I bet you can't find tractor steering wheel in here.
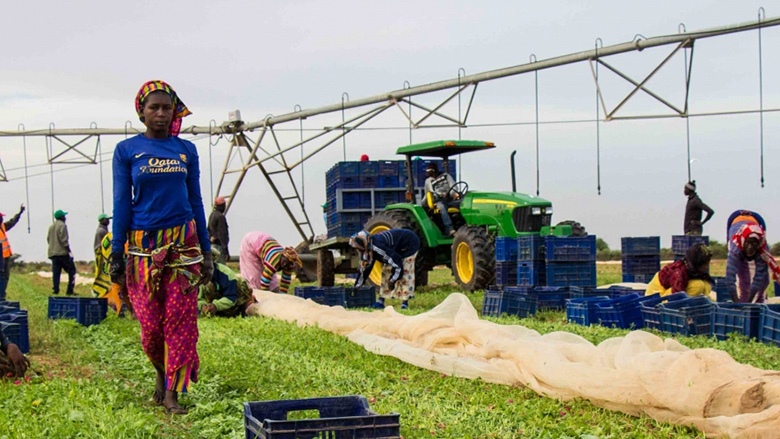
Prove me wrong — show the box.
[447,181,469,200]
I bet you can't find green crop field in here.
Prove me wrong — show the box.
[1,263,778,438]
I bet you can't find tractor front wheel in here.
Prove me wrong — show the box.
[451,226,495,292]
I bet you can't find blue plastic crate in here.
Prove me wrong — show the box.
[606,285,647,298]
[359,161,378,176]
[332,162,360,179]
[333,176,360,189]
[621,237,661,256]
[495,237,518,262]
[622,273,655,283]
[375,191,401,208]
[494,262,518,287]
[327,223,362,238]
[545,262,596,287]
[482,287,537,318]
[0,301,20,310]
[566,296,611,326]
[378,175,400,188]
[345,287,376,308]
[47,297,107,326]
[0,322,20,351]
[621,255,661,275]
[378,160,400,176]
[516,235,544,261]
[341,192,369,210]
[569,287,609,299]
[243,395,400,439]
[712,303,762,340]
[516,260,545,286]
[328,212,361,225]
[639,292,689,330]
[544,235,596,262]
[760,304,780,347]
[710,276,732,302]
[659,296,715,336]
[0,313,29,353]
[294,286,346,307]
[671,235,710,256]
[595,293,663,329]
[359,176,377,189]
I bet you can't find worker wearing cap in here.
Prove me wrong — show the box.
[208,196,230,264]
[0,204,25,301]
[94,213,111,253]
[47,209,76,296]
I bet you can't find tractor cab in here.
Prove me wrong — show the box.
[397,140,494,237]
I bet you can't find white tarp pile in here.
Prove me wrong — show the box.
[247,291,780,439]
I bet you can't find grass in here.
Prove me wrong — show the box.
[0,263,776,438]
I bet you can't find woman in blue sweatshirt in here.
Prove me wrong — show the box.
[350,229,420,309]
[110,81,213,414]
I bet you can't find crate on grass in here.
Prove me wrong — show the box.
[47,297,108,326]
[760,304,780,347]
[516,235,544,261]
[638,292,688,330]
[710,276,732,302]
[659,296,714,336]
[621,236,661,256]
[595,293,664,329]
[606,285,647,299]
[568,286,604,299]
[546,262,596,287]
[712,303,762,340]
[482,287,537,318]
[0,312,29,353]
[294,287,346,307]
[566,296,611,326]
[494,262,518,287]
[345,287,376,308]
[495,236,518,262]
[532,286,569,309]
[0,301,20,310]
[244,395,400,439]
[516,260,545,286]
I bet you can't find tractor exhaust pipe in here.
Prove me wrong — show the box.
[510,150,517,192]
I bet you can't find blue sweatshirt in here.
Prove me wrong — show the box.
[111,134,210,253]
[356,229,420,287]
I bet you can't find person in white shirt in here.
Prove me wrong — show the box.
[423,162,457,237]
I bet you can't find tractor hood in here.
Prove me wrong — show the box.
[460,191,553,238]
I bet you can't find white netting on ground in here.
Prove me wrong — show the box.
[247,291,780,439]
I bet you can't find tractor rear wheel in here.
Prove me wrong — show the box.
[317,249,335,287]
[363,210,429,287]
[294,239,318,283]
[451,226,495,292]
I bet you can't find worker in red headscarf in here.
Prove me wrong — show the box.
[208,196,230,264]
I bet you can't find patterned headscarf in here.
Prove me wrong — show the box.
[732,223,780,282]
[135,80,192,136]
[282,246,303,268]
[349,231,371,252]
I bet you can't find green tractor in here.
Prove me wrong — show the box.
[363,140,569,292]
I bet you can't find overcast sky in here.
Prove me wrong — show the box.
[0,1,778,262]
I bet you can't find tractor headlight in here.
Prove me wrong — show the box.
[531,207,542,215]
[544,207,552,215]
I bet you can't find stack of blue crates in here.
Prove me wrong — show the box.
[516,235,545,286]
[494,237,518,287]
[325,159,455,238]
[671,235,709,261]
[621,236,661,283]
[544,236,597,287]
[0,302,28,354]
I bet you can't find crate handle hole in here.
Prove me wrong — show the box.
[286,409,321,421]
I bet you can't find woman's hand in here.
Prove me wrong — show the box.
[199,251,214,286]
[6,344,30,377]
